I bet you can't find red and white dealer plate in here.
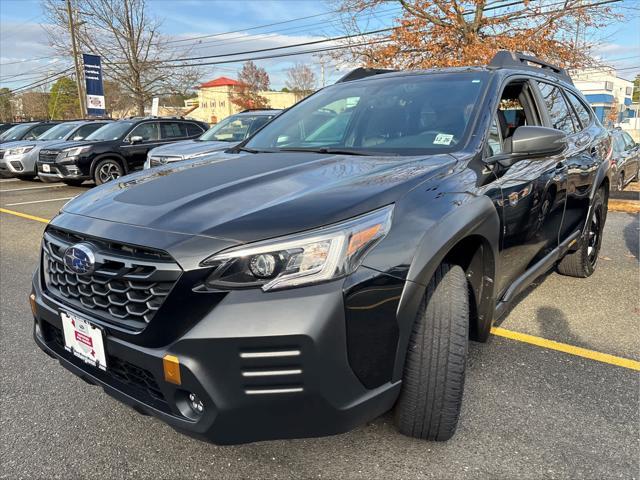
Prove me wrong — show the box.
[61,311,107,371]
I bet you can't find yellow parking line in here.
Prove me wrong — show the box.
[0,207,50,224]
[491,327,640,371]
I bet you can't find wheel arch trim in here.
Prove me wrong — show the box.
[392,195,500,381]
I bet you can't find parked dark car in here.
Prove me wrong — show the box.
[610,129,639,191]
[31,52,611,445]
[36,117,208,185]
[145,109,280,169]
[0,121,61,144]
[0,122,17,135]
[0,120,111,180]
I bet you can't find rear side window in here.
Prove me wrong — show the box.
[160,122,187,139]
[537,82,576,134]
[612,133,626,154]
[186,123,205,136]
[565,91,592,129]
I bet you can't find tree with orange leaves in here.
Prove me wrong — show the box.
[334,0,619,70]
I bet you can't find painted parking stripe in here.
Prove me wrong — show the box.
[0,207,49,224]
[0,178,20,183]
[491,327,640,371]
[0,184,64,193]
[1,205,639,372]
[5,196,74,207]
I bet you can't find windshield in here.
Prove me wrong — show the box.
[86,121,134,141]
[37,123,78,140]
[200,114,268,142]
[246,73,487,156]
[0,123,35,141]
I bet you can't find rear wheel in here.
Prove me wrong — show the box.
[617,172,624,191]
[557,188,605,278]
[94,159,124,185]
[394,263,468,441]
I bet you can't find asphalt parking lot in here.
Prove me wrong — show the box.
[0,178,638,480]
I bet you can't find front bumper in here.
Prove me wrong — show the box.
[32,267,401,444]
[36,161,88,181]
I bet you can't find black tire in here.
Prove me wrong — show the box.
[557,188,605,278]
[93,159,124,185]
[394,263,469,442]
[16,174,37,181]
[63,179,84,187]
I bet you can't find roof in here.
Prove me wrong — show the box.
[199,76,241,88]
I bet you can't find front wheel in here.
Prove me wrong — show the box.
[94,159,124,185]
[557,188,605,278]
[394,263,469,441]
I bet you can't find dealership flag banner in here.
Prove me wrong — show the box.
[82,54,106,116]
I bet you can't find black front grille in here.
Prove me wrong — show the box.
[39,150,59,163]
[43,322,170,412]
[42,227,181,331]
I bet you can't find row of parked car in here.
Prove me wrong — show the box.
[0,109,279,185]
[1,107,637,191]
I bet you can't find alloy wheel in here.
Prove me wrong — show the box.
[98,162,121,183]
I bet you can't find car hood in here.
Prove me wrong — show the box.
[150,139,236,158]
[43,140,100,152]
[3,139,72,150]
[62,151,456,242]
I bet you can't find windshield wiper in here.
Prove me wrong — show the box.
[231,146,277,154]
[278,147,394,156]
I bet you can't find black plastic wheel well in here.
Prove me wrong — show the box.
[442,235,495,341]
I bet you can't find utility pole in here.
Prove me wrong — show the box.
[66,0,86,117]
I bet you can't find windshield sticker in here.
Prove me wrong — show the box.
[433,134,454,145]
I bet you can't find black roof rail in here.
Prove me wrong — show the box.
[336,67,398,83]
[489,50,573,84]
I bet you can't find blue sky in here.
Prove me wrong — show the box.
[1,0,638,92]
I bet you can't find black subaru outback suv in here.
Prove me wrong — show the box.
[31,52,611,444]
[36,117,208,185]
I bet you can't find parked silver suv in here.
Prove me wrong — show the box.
[144,109,279,169]
[0,120,110,180]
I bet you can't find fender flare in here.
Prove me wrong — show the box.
[90,153,129,178]
[392,195,500,381]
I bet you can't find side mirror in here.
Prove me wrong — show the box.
[507,126,567,157]
[129,135,143,144]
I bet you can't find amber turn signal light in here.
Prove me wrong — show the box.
[163,354,181,385]
[29,293,37,317]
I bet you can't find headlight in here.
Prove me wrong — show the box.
[7,145,35,156]
[201,205,394,291]
[61,146,91,158]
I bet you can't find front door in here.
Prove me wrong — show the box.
[121,122,161,169]
[486,79,567,296]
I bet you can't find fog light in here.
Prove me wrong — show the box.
[188,392,204,415]
[29,293,37,317]
[163,354,181,385]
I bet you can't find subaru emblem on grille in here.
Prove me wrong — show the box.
[63,243,96,275]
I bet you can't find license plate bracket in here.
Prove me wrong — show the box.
[61,311,107,371]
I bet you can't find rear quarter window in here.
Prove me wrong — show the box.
[537,82,577,134]
[565,91,593,130]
